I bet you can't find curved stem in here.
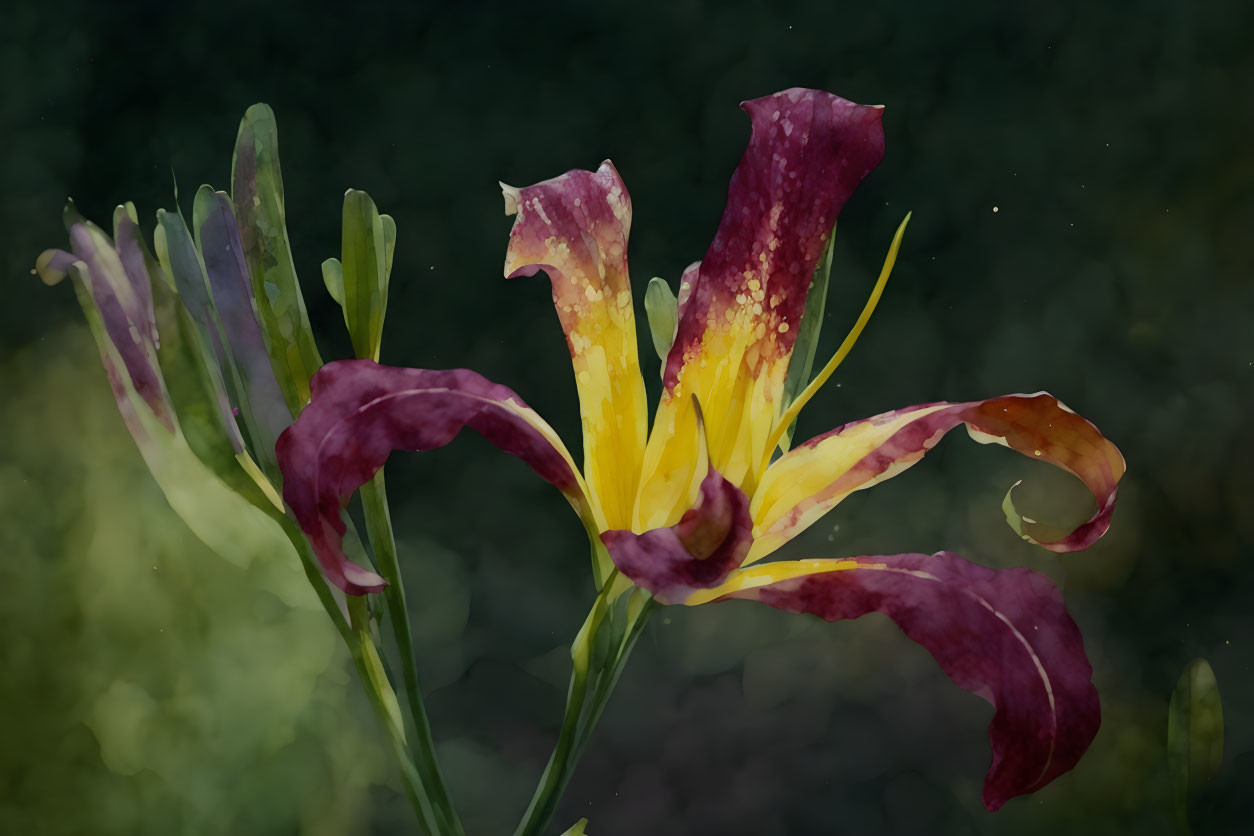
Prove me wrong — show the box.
[360,471,464,835]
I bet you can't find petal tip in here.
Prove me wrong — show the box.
[500,182,521,216]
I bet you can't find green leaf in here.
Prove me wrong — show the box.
[230,103,323,413]
[68,260,288,564]
[1168,657,1223,827]
[340,189,390,361]
[381,214,397,279]
[779,220,836,449]
[153,206,245,450]
[644,276,678,372]
[322,257,346,309]
[559,819,590,836]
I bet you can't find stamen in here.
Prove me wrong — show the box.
[756,212,911,476]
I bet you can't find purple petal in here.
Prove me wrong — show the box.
[276,359,597,595]
[195,188,293,468]
[711,551,1100,810]
[664,88,885,391]
[113,206,159,348]
[33,248,80,286]
[68,222,174,431]
[602,467,753,602]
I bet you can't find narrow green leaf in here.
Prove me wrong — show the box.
[381,214,397,279]
[321,257,346,309]
[230,103,323,412]
[1168,657,1224,819]
[154,208,244,448]
[779,220,837,448]
[644,276,678,372]
[340,189,389,362]
[559,819,590,836]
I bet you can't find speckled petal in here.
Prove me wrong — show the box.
[688,551,1100,810]
[276,359,601,594]
[503,162,648,530]
[635,89,885,529]
[750,393,1125,562]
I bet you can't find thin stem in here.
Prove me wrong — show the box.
[514,587,655,836]
[281,511,445,834]
[360,470,464,836]
[572,600,656,762]
[276,513,352,645]
[513,581,618,836]
[347,596,446,836]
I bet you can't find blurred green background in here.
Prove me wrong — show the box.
[2,1,1251,834]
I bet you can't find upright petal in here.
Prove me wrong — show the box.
[503,162,648,530]
[750,394,1125,562]
[636,89,885,528]
[276,360,602,594]
[687,551,1101,810]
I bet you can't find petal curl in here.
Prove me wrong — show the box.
[688,551,1100,810]
[503,162,648,530]
[276,360,601,595]
[603,466,752,603]
[749,393,1125,562]
[635,89,885,528]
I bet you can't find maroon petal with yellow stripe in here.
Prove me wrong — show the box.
[502,161,649,531]
[635,89,887,530]
[749,393,1125,562]
[602,466,752,602]
[276,359,599,594]
[690,551,1099,810]
[664,89,886,392]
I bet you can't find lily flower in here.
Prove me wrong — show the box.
[276,88,1125,809]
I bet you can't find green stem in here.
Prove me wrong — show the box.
[348,596,447,836]
[360,471,464,836]
[513,585,653,836]
[572,600,655,762]
[276,513,352,645]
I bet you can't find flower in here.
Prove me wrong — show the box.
[276,88,1125,810]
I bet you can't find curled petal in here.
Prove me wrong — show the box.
[690,551,1100,810]
[750,393,1125,562]
[276,360,600,594]
[603,467,753,603]
[503,162,648,530]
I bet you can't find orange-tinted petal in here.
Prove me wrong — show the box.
[750,394,1125,562]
